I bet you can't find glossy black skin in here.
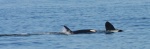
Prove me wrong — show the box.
[105,21,123,34]
[105,21,116,30]
[63,26,72,32]
[73,29,96,34]
[118,30,123,32]
[64,25,96,34]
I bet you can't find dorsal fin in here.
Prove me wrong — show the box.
[105,21,116,30]
[62,25,73,34]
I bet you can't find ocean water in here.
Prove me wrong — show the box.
[0,0,150,49]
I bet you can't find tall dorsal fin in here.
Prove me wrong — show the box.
[62,25,73,34]
[105,21,116,30]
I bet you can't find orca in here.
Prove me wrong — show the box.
[62,25,97,34]
[105,21,123,34]
[0,21,123,37]
[62,25,73,34]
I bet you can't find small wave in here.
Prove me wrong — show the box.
[0,32,66,37]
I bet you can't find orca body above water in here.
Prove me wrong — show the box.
[0,21,123,37]
[62,26,97,34]
[62,21,123,34]
[105,21,123,34]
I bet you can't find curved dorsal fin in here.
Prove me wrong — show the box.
[62,25,73,34]
[105,21,116,30]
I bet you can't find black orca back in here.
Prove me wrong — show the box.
[73,29,95,34]
[105,21,116,30]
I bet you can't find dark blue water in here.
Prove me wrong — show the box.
[0,0,150,49]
